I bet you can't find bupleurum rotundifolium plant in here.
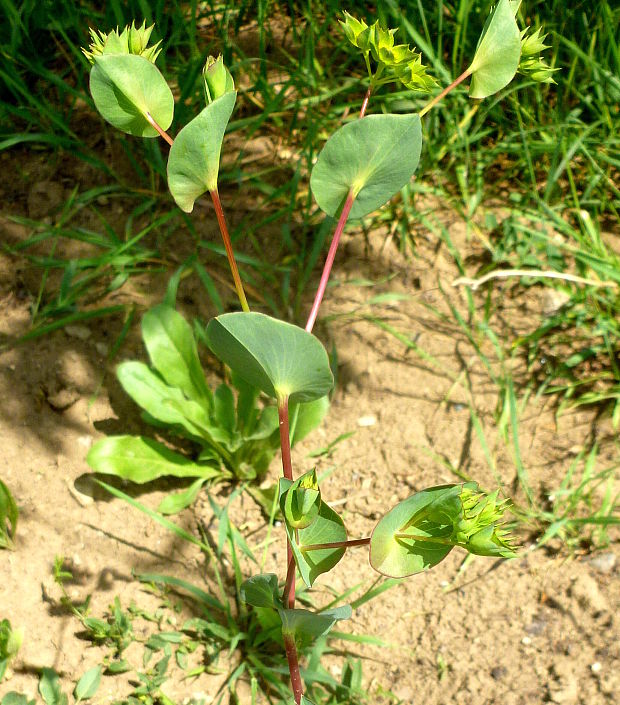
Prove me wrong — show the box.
[82,2,555,702]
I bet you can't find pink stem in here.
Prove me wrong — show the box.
[209,190,250,312]
[419,68,472,118]
[145,112,174,146]
[305,189,356,333]
[300,537,371,552]
[360,85,372,118]
[278,399,296,608]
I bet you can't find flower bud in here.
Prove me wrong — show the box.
[82,21,162,65]
[203,55,235,104]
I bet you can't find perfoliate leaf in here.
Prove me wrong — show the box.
[468,0,521,99]
[311,113,422,220]
[89,54,173,137]
[167,91,236,212]
[283,469,321,529]
[281,479,347,586]
[205,312,334,404]
[370,485,461,578]
[240,574,281,609]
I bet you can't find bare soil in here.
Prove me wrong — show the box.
[0,141,618,705]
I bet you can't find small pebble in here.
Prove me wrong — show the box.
[591,662,602,674]
[357,414,377,427]
[521,636,532,645]
[65,324,92,340]
[491,666,507,681]
[588,552,616,575]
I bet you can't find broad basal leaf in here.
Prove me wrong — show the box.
[468,0,521,99]
[89,54,173,137]
[167,91,236,212]
[279,604,352,639]
[310,113,422,220]
[205,312,334,404]
[141,305,212,409]
[240,573,281,609]
[86,435,219,484]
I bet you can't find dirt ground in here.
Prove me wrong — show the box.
[0,140,618,705]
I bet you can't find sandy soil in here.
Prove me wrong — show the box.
[0,141,618,705]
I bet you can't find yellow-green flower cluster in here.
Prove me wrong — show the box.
[518,27,558,84]
[82,21,162,65]
[340,12,436,93]
[453,486,517,558]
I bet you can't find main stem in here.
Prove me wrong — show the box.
[283,633,304,705]
[419,68,472,118]
[305,189,355,333]
[210,189,250,313]
[278,397,304,701]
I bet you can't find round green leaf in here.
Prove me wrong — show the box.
[370,485,462,578]
[468,0,521,99]
[310,113,422,220]
[167,91,236,212]
[240,573,280,609]
[205,312,334,404]
[89,54,173,137]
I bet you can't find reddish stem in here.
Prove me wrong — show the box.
[209,189,250,312]
[419,68,472,118]
[300,537,371,552]
[145,112,174,146]
[284,554,296,609]
[305,189,356,333]
[360,85,372,118]
[283,632,304,704]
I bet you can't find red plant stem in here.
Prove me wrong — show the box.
[418,68,472,118]
[145,112,174,146]
[300,537,371,552]
[283,632,304,704]
[209,189,250,312]
[284,554,296,609]
[359,85,372,118]
[305,189,356,333]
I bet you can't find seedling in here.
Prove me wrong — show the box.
[82,3,554,702]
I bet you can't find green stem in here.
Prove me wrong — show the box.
[278,397,296,609]
[418,68,472,118]
[300,537,371,552]
[209,189,250,312]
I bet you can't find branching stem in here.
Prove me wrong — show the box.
[210,189,250,312]
[300,537,371,552]
[305,189,356,333]
[418,68,472,118]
